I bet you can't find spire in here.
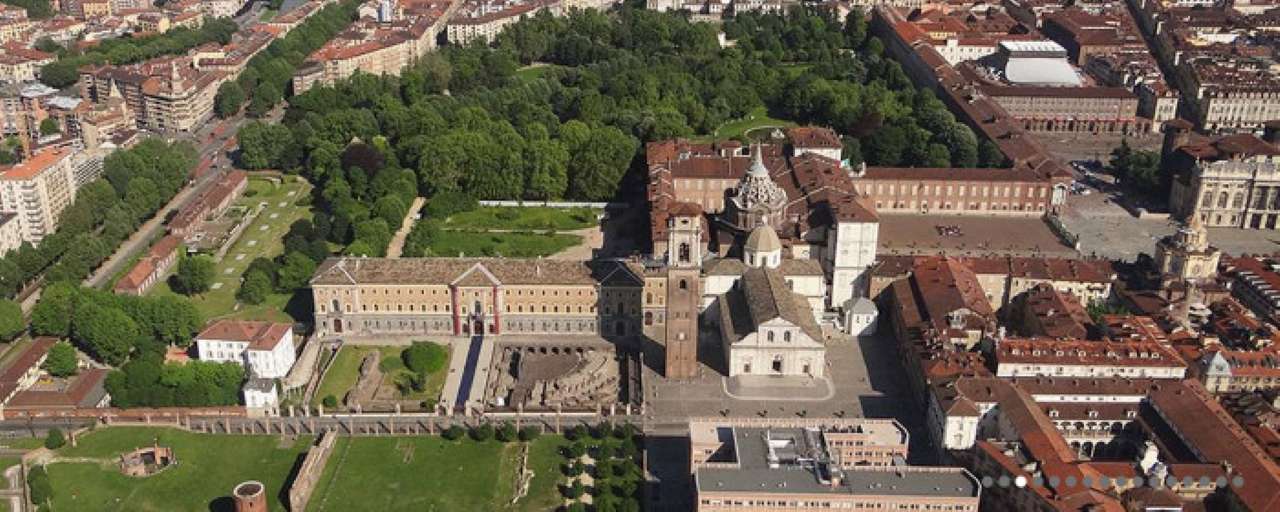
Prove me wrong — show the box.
[748,144,769,177]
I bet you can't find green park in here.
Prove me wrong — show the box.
[147,177,314,323]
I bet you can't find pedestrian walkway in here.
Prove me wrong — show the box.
[385,197,426,258]
[453,335,485,413]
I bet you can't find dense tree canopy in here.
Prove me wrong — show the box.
[229,6,996,295]
[31,282,202,365]
[0,299,21,340]
[1109,139,1165,199]
[0,139,197,299]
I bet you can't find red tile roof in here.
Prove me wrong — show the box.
[196,320,291,351]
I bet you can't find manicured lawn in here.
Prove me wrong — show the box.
[515,64,561,81]
[0,456,21,472]
[312,345,451,408]
[0,437,44,450]
[441,206,599,231]
[306,436,565,512]
[424,230,582,258]
[45,427,312,512]
[150,177,313,323]
[704,106,796,141]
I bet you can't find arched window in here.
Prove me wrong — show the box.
[678,243,691,263]
[767,331,775,342]
[679,279,687,290]
[783,331,791,342]
[1233,192,1246,208]
[1218,191,1230,208]
[331,299,340,312]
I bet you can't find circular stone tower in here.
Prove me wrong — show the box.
[233,481,267,512]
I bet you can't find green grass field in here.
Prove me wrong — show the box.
[45,427,312,512]
[441,206,599,231]
[702,106,797,141]
[514,64,562,82]
[312,345,450,408]
[306,436,565,512]
[0,437,45,450]
[424,230,581,258]
[150,178,313,323]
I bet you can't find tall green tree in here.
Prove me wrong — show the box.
[42,342,78,377]
[0,298,22,340]
[172,255,215,296]
[214,81,246,118]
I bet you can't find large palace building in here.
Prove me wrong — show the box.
[312,126,1074,380]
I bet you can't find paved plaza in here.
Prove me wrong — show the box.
[1060,185,1280,260]
[878,214,1076,257]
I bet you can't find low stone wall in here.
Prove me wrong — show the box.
[478,200,623,209]
[288,430,336,512]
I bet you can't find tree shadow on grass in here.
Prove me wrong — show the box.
[284,289,313,324]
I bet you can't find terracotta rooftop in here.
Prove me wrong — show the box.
[196,320,291,351]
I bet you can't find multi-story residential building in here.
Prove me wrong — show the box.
[0,147,79,245]
[1222,256,1280,324]
[1167,126,1280,229]
[993,337,1187,379]
[1018,283,1091,339]
[0,6,31,44]
[873,254,1114,313]
[446,0,560,45]
[0,211,21,254]
[80,55,227,133]
[1188,345,1280,394]
[200,0,250,19]
[0,46,55,84]
[292,0,449,94]
[687,418,981,512]
[1144,380,1280,512]
[195,320,297,379]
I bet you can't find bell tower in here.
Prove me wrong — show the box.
[664,203,702,379]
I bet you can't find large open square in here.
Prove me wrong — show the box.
[149,177,314,323]
[876,213,1076,257]
[1061,185,1280,260]
[42,427,312,511]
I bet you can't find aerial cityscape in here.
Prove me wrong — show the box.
[0,0,1276,510]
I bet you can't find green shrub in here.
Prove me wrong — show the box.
[425,191,478,218]
[469,423,494,441]
[496,422,517,443]
[402,342,448,374]
[28,465,52,505]
[322,395,338,408]
[518,425,541,442]
[43,428,65,450]
[442,425,465,440]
